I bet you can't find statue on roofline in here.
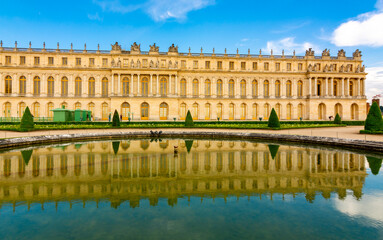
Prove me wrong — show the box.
[338,49,346,57]
[168,43,178,53]
[149,43,159,52]
[131,42,140,52]
[322,49,330,57]
[305,48,314,57]
[111,42,121,51]
[353,49,362,58]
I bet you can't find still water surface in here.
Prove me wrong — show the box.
[0,139,382,240]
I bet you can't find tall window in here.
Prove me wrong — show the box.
[160,78,167,96]
[333,81,338,96]
[47,102,54,118]
[240,80,246,98]
[4,102,11,118]
[286,103,292,120]
[205,79,211,97]
[141,77,149,96]
[275,80,281,97]
[229,103,235,120]
[349,81,354,96]
[102,103,109,120]
[252,103,258,120]
[159,102,168,120]
[88,103,95,117]
[228,79,235,97]
[122,77,130,96]
[264,80,269,97]
[74,102,81,110]
[180,103,187,120]
[298,80,303,97]
[18,102,26,118]
[335,103,342,117]
[61,102,68,110]
[75,77,82,97]
[32,102,40,117]
[47,76,54,97]
[205,103,211,120]
[264,104,270,120]
[193,79,199,97]
[317,81,322,96]
[240,103,247,120]
[180,79,186,97]
[5,75,12,95]
[192,103,199,120]
[121,102,130,120]
[141,102,149,120]
[318,103,326,120]
[19,76,26,95]
[88,77,95,97]
[298,104,304,119]
[61,77,68,97]
[286,80,292,97]
[102,77,108,97]
[217,79,223,97]
[217,103,223,120]
[275,104,281,117]
[351,104,358,120]
[252,80,258,98]
[33,76,40,96]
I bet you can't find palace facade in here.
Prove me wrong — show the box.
[0,41,367,121]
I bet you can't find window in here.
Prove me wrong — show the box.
[264,62,269,70]
[287,63,291,71]
[180,79,187,97]
[205,61,210,69]
[121,102,130,120]
[335,103,342,118]
[253,62,258,70]
[229,61,234,70]
[181,60,186,69]
[34,57,40,65]
[217,103,223,120]
[252,104,258,120]
[333,81,338,96]
[89,58,95,67]
[217,79,223,97]
[19,76,26,95]
[205,79,211,97]
[75,58,81,66]
[5,56,11,65]
[102,58,108,66]
[88,77,95,97]
[286,80,292,97]
[264,104,270,120]
[240,80,246,98]
[317,81,322,96]
[298,63,303,71]
[48,57,54,65]
[228,79,235,97]
[47,102,54,118]
[102,103,109,120]
[298,104,304,119]
[74,102,81,110]
[20,56,25,65]
[88,103,95,117]
[159,102,168,120]
[192,103,199,120]
[47,76,54,97]
[32,102,40,118]
[217,61,223,70]
[18,102,26,118]
[160,78,167,96]
[229,103,235,120]
[61,77,68,96]
[193,79,199,97]
[5,75,12,95]
[298,81,303,97]
[161,59,166,68]
[205,103,211,120]
[286,104,292,120]
[275,80,281,97]
[240,103,247,120]
[252,80,258,97]
[193,61,198,69]
[180,103,187,120]
[141,77,149,96]
[75,77,82,97]
[141,102,149,120]
[275,63,280,71]
[264,80,269,97]
[102,77,108,97]
[241,62,246,70]
[33,76,40,96]
[349,81,354,96]
[62,57,68,66]
[122,77,130,96]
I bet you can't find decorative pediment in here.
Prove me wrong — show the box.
[322,49,330,57]
[338,49,346,58]
[305,48,314,57]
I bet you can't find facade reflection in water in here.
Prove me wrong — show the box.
[0,140,366,210]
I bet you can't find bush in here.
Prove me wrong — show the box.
[112,110,120,127]
[268,108,280,128]
[366,156,382,175]
[185,110,194,127]
[20,106,34,131]
[334,113,342,124]
[365,102,383,131]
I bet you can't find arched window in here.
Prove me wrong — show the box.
[252,80,258,98]
[101,102,109,120]
[275,80,281,97]
[33,76,40,96]
[240,80,246,98]
[47,76,54,97]
[286,80,292,97]
[75,77,82,97]
[141,102,149,120]
[205,79,211,97]
[192,103,199,120]
[47,102,54,118]
[228,79,235,97]
[159,102,168,120]
[351,104,358,120]
[298,103,304,119]
[88,103,95,118]
[298,80,303,97]
[61,77,68,97]
[180,103,187,120]
[19,76,26,95]
[141,77,149,96]
[217,79,223,97]
[333,81,338,96]
[317,81,322,96]
[217,103,223,120]
[32,102,40,118]
[264,80,269,97]
[229,103,235,120]
[349,81,354,96]
[121,102,130,120]
[252,103,258,120]
[275,103,281,117]
[264,103,270,120]
[74,102,81,110]
[5,75,12,95]
[122,77,130,96]
[160,78,167,96]
[4,102,11,118]
[205,103,211,120]
[193,79,199,97]
[318,103,326,120]
[102,77,108,97]
[18,102,26,118]
[335,103,342,117]
[240,103,247,120]
[180,79,187,97]
[88,77,95,97]
[286,103,292,120]
[61,102,68,110]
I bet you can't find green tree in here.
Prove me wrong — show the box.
[334,113,342,124]
[185,110,194,127]
[366,156,382,175]
[185,140,194,153]
[268,108,280,128]
[112,141,120,155]
[365,102,383,131]
[112,109,120,127]
[20,106,34,131]
[268,144,280,159]
[21,150,33,165]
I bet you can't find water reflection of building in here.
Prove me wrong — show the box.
[0,140,366,209]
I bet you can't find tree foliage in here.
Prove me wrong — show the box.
[112,141,120,155]
[112,109,120,127]
[185,110,194,127]
[268,144,280,159]
[367,156,382,175]
[20,106,34,131]
[185,140,194,153]
[365,102,383,131]
[268,108,280,128]
[334,113,342,124]
[21,150,33,165]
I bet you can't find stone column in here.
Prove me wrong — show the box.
[131,74,134,96]
[281,78,285,98]
[223,77,228,97]
[169,74,172,96]
[41,73,46,96]
[235,77,240,98]
[212,77,217,97]
[13,73,18,97]
[308,77,311,96]
[95,75,100,97]
[270,78,275,98]
[325,77,328,96]
[157,74,160,96]
[111,74,115,96]
[341,78,345,97]
[149,74,153,97]
[83,74,87,97]
[358,78,361,97]
[56,74,60,96]
[314,77,317,96]
[200,76,204,98]
[175,75,178,96]
[118,74,121,96]
[137,74,141,96]
[259,78,263,98]
[346,78,350,97]
[331,78,334,96]
[247,77,251,98]
[69,74,74,97]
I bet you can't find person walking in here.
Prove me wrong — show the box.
[108,113,111,122]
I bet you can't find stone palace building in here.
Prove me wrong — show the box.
[0,41,367,121]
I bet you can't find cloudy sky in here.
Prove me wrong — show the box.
[0,0,382,101]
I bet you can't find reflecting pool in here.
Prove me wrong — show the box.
[0,139,382,239]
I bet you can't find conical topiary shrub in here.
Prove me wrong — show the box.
[112,109,120,127]
[20,106,34,131]
[185,140,194,153]
[365,102,383,131]
[185,110,194,127]
[268,108,280,129]
[112,141,120,155]
[334,113,342,124]
[21,150,33,165]
[268,144,280,160]
[366,156,382,175]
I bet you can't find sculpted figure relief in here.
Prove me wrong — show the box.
[111,42,121,51]
[353,49,362,58]
[305,48,314,56]
[130,60,135,68]
[131,42,141,52]
[329,64,334,72]
[168,44,178,53]
[322,49,330,57]
[149,43,159,52]
[356,65,361,73]
[361,65,365,72]
[323,64,328,72]
[150,60,154,68]
[308,64,313,71]
[169,61,172,68]
[338,49,346,57]
[339,65,344,72]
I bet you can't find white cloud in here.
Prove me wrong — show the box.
[366,67,383,101]
[88,12,103,21]
[331,0,383,47]
[263,37,319,55]
[93,0,215,22]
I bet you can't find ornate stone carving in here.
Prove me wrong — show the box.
[305,48,314,57]
[137,60,141,68]
[156,60,159,68]
[353,49,362,58]
[131,42,140,52]
[111,42,121,51]
[361,65,365,72]
[168,44,178,53]
[356,65,360,73]
[111,59,115,67]
[323,64,328,72]
[339,65,344,72]
[149,43,159,52]
[329,64,334,72]
[130,60,134,68]
[169,61,172,68]
[338,49,346,57]
[150,60,154,68]
[308,64,313,72]
[322,49,330,57]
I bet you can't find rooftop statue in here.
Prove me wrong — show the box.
[111,42,121,51]
[149,43,159,52]
[168,43,178,53]
[305,48,314,56]
[322,48,330,57]
[353,49,362,58]
[131,42,140,52]
[338,49,346,57]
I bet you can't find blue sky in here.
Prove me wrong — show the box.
[0,0,382,100]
